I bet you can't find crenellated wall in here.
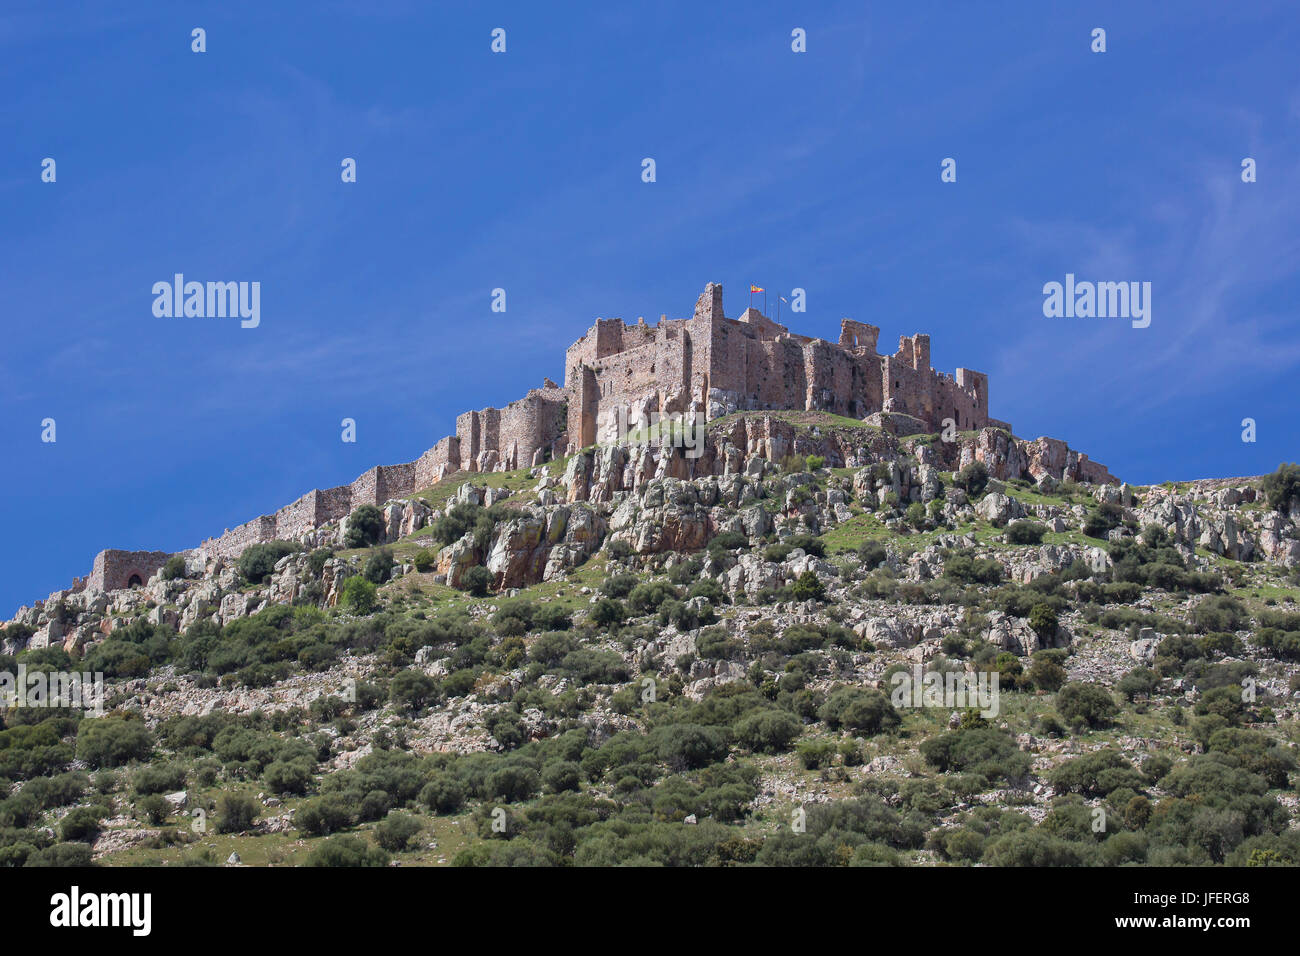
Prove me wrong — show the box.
[563,284,993,446]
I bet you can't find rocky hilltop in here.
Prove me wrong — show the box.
[3,409,1299,868]
[64,284,1121,596]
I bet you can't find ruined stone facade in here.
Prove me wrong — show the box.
[564,283,1002,448]
[88,549,172,592]
[86,283,1019,584]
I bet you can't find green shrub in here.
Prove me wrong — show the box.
[792,571,827,602]
[237,541,297,584]
[651,724,728,770]
[492,598,536,635]
[1056,682,1118,729]
[541,760,582,793]
[340,575,378,614]
[1028,604,1058,639]
[1256,627,1300,661]
[344,504,386,548]
[687,577,727,605]
[796,740,837,769]
[420,775,467,814]
[1116,667,1160,701]
[1190,596,1247,635]
[1261,462,1300,513]
[919,726,1030,783]
[308,548,335,576]
[216,793,258,834]
[264,758,314,795]
[161,555,187,581]
[533,603,572,631]
[628,581,679,614]
[955,461,989,497]
[1006,521,1047,545]
[374,812,423,852]
[601,573,639,599]
[818,687,900,735]
[983,829,1087,867]
[413,548,436,572]
[1050,749,1144,797]
[363,549,395,584]
[308,834,390,867]
[735,710,802,753]
[297,794,355,835]
[943,555,1003,585]
[59,807,103,842]
[461,566,494,597]
[75,717,153,769]
[390,670,438,711]
[606,538,635,560]
[135,794,170,825]
[707,531,748,555]
[486,765,541,802]
[1027,653,1068,692]
[133,761,186,795]
[857,541,888,569]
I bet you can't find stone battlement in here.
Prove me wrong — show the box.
[564,283,992,444]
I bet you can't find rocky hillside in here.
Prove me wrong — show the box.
[2,412,1298,868]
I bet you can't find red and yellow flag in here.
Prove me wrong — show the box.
[749,284,764,293]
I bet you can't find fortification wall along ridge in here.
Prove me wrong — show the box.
[87,282,1026,586]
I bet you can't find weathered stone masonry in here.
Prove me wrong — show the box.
[88,549,173,592]
[564,282,1004,447]
[85,282,1037,585]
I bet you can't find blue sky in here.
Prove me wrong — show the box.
[2,0,1298,615]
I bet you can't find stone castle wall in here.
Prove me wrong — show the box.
[564,283,992,448]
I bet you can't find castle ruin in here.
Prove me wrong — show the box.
[83,282,1013,588]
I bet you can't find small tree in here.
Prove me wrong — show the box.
[216,793,258,834]
[237,541,296,584]
[461,565,493,597]
[735,709,802,753]
[1261,462,1300,514]
[1056,681,1118,729]
[135,794,170,825]
[344,504,386,548]
[390,669,438,711]
[363,549,395,584]
[340,575,378,614]
[308,834,389,867]
[374,812,423,852]
[413,548,436,572]
[76,717,153,768]
[59,807,103,842]
[1028,603,1059,640]
[589,598,627,628]
[161,555,188,581]
[954,461,989,497]
[792,571,826,602]
[1006,521,1047,545]
[1027,654,1068,692]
